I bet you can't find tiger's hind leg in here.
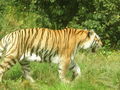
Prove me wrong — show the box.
[19,60,35,82]
[0,56,17,82]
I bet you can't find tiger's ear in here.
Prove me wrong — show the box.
[88,30,94,38]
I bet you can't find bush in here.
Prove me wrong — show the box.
[0,0,119,49]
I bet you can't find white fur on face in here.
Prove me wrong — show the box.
[81,40,93,49]
[81,32,96,49]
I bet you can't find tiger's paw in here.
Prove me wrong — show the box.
[23,75,35,83]
[62,79,70,84]
[0,73,3,83]
[27,77,35,83]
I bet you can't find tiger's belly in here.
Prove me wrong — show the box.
[20,51,60,64]
[27,53,42,62]
[51,55,61,64]
[20,52,42,62]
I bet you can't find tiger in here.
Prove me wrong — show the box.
[0,28,102,83]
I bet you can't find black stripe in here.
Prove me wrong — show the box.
[6,61,14,67]
[20,61,29,66]
[58,68,62,70]
[30,47,34,55]
[48,55,52,62]
[30,29,39,55]
[0,65,4,69]
[31,28,39,45]
[69,64,76,70]
[24,29,29,50]
[14,32,20,58]
[35,29,40,56]
[57,30,61,40]
[62,29,66,48]
[7,33,11,41]
[7,32,17,53]
[12,59,16,64]
[31,28,34,34]
[24,29,26,43]
[43,50,49,61]
[21,30,24,52]
[25,29,30,49]
[73,28,76,34]
[76,30,84,35]
[44,30,49,49]
[23,29,26,52]
[23,64,30,68]
[36,48,39,56]
[57,30,61,50]
[38,49,42,60]
[23,68,30,72]
[18,30,23,57]
[48,50,56,62]
[26,30,32,54]
[64,29,66,40]
[47,48,53,56]
[11,32,14,38]
[56,30,60,50]
[52,31,56,49]
[68,29,72,42]
[17,32,20,58]
[37,28,45,49]
[10,59,16,66]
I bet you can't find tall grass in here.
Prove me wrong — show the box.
[0,51,119,90]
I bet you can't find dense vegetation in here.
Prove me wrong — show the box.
[0,0,120,90]
[0,0,120,48]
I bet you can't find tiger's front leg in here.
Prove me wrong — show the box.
[58,56,71,83]
[70,63,81,81]
[69,57,81,81]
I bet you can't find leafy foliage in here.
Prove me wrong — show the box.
[0,0,120,48]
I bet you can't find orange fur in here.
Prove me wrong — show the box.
[0,28,102,83]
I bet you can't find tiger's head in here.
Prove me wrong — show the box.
[78,30,102,52]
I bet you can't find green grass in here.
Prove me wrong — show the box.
[0,51,120,90]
